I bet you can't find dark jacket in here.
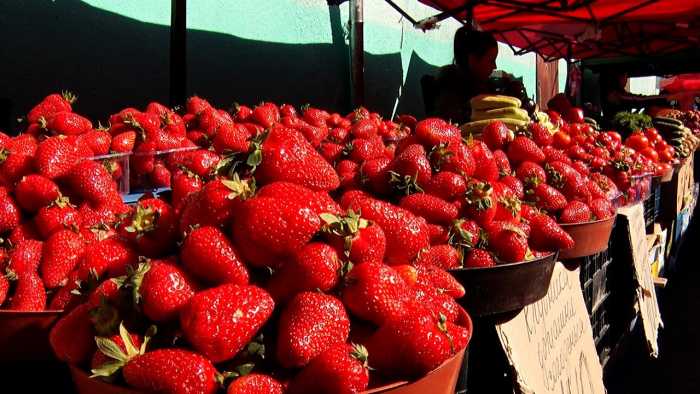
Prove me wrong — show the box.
[432,65,492,125]
[601,86,667,122]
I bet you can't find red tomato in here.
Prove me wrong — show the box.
[643,128,659,142]
[666,146,676,157]
[564,108,585,124]
[625,135,649,152]
[658,149,673,163]
[654,140,668,152]
[640,147,659,163]
[571,135,587,146]
[552,131,571,149]
[605,131,622,144]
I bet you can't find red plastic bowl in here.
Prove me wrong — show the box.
[558,215,616,260]
[0,310,65,361]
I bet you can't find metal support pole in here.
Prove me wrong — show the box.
[350,0,365,108]
[466,0,474,29]
[170,0,187,108]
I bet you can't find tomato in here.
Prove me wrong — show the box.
[640,147,659,163]
[552,131,571,149]
[605,132,622,144]
[568,146,589,161]
[643,128,659,142]
[655,164,665,176]
[544,110,563,126]
[658,149,673,163]
[597,132,614,147]
[564,108,585,124]
[654,140,668,152]
[625,135,649,152]
[666,146,676,157]
[571,135,587,146]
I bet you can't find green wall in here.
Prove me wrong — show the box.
[1,0,537,130]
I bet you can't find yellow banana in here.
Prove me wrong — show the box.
[471,107,530,122]
[470,94,521,110]
[459,118,527,137]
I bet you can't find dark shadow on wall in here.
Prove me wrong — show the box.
[1,0,440,134]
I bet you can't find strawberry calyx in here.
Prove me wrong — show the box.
[350,343,372,370]
[320,209,370,257]
[428,143,453,172]
[436,314,456,354]
[498,195,522,218]
[89,293,123,336]
[465,181,493,211]
[388,171,423,195]
[112,258,151,313]
[543,164,564,188]
[220,173,256,201]
[61,90,78,105]
[0,148,11,164]
[217,363,255,387]
[448,219,476,251]
[339,261,358,287]
[91,323,157,380]
[123,203,160,241]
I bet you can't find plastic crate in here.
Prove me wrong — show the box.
[643,186,661,230]
[580,240,612,314]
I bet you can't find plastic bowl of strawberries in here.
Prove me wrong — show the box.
[0,310,66,361]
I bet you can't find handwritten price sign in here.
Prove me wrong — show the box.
[497,262,605,394]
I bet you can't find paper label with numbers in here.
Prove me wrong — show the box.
[496,262,605,394]
[618,204,663,356]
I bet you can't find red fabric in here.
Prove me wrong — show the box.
[418,0,700,59]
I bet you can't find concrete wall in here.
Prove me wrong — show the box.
[0,0,537,132]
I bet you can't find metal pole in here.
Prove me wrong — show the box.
[350,0,365,108]
[170,0,187,108]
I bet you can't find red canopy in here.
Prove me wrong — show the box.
[409,0,700,60]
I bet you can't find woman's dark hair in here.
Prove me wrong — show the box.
[453,26,498,69]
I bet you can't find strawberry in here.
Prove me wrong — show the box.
[391,143,432,187]
[266,242,341,305]
[233,196,321,268]
[349,198,430,266]
[481,120,512,150]
[358,157,392,196]
[212,124,252,154]
[341,261,412,325]
[585,180,607,199]
[40,111,92,136]
[328,127,351,144]
[121,199,178,258]
[15,174,59,212]
[228,374,284,394]
[186,96,212,114]
[180,284,273,363]
[399,193,458,225]
[413,118,461,149]
[521,205,540,222]
[75,236,139,281]
[256,181,341,216]
[180,226,249,286]
[351,118,379,140]
[561,201,592,223]
[180,149,218,180]
[529,184,567,213]
[40,228,87,288]
[366,311,470,379]
[252,126,339,192]
[277,292,350,369]
[500,176,524,199]
[322,210,386,265]
[287,343,370,394]
[409,281,460,323]
[198,107,233,135]
[79,129,112,156]
[178,177,253,235]
[487,224,528,264]
[528,214,575,251]
[431,144,476,178]
[589,198,616,220]
[571,160,590,176]
[302,107,329,128]
[0,150,35,186]
[250,105,280,128]
[346,138,384,163]
[463,181,497,227]
[464,248,496,267]
[35,194,81,239]
[0,194,22,234]
[396,114,417,131]
[91,331,143,372]
[27,91,76,124]
[470,140,499,181]
[589,173,619,200]
[419,244,462,269]
[5,240,43,276]
[542,146,572,164]
[70,160,119,204]
[130,140,158,176]
[148,165,171,188]
[319,142,346,165]
[171,170,203,209]
[162,112,187,136]
[146,128,181,151]
[507,136,546,164]
[493,149,512,176]
[337,159,360,175]
[428,223,450,245]
[0,275,8,307]
[49,303,95,363]
[111,131,136,153]
[7,271,46,311]
[422,171,467,201]
[7,135,38,156]
[492,185,521,223]
[123,349,219,394]
[296,124,329,149]
[8,220,41,245]
[526,123,553,147]
[35,136,79,179]
[515,162,547,186]
[414,263,465,298]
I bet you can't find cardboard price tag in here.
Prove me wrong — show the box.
[496,262,605,394]
[618,204,663,356]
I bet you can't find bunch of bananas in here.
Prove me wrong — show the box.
[460,95,528,136]
[653,117,699,159]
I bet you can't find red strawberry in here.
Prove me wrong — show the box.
[572,161,590,176]
[337,159,359,175]
[428,223,450,245]
[111,131,137,153]
[121,199,178,258]
[589,198,616,220]
[399,193,458,225]
[358,157,392,196]
[35,195,81,239]
[507,136,546,164]
[414,263,465,298]
[470,141,499,181]
[396,114,418,131]
[542,146,572,164]
[500,176,524,199]
[515,162,547,186]
[487,224,528,264]
[79,129,112,156]
[250,105,279,128]
[180,284,273,363]
[585,180,607,199]
[346,138,384,163]
[349,198,430,266]
[287,343,370,394]
[212,124,252,154]
[7,135,38,156]
[366,311,470,379]
[521,204,540,221]
[231,103,252,122]
[0,194,22,234]
[35,137,79,179]
[8,220,41,245]
[481,120,512,151]
[229,374,284,394]
[431,144,476,178]
[351,118,379,140]
[419,244,462,269]
[27,91,76,124]
[529,184,568,213]
[561,201,592,223]
[0,275,8,306]
[123,349,219,394]
[186,96,212,114]
[409,281,460,322]
[413,118,461,149]
[75,236,139,281]
[162,112,187,136]
[148,165,171,188]
[40,228,86,288]
[463,181,497,227]
[171,170,203,209]
[70,160,119,204]
[302,107,329,128]
[328,127,351,144]
[277,292,350,369]
[528,214,575,251]
[180,226,249,286]
[49,303,95,363]
[256,181,341,216]
[253,126,339,192]
[91,331,143,371]
[464,248,496,268]
[178,177,253,235]
[322,210,386,265]
[130,140,157,176]
[492,186,522,223]
[493,149,512,176]
[0,151,35,187]
[422,172,467,201]
[15,174,59,212]
[266,242,341,305]
[7,271,46,311]
[182,149,220,179]
[233,196,321,268]
[319,142,346,165]
[391,144,432,187]
[5,240,43,276]
[40,111,92,136]
[341,261,412,325]
[589,173,619,200]
[527,123,553,147]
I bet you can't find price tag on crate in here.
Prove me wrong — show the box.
[618,203,663,357]
[495,262,605,394]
